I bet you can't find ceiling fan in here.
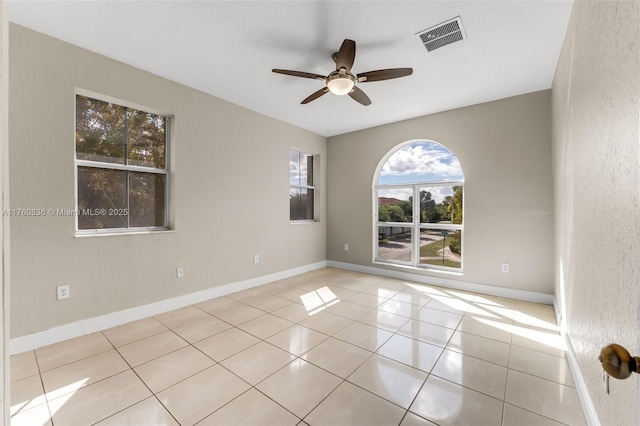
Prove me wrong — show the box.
[272,39,413,106]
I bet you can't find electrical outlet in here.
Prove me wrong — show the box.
[57,285,70,300]
[501,263,510,273]
[254,254,260,264]
[176,267,185,278]
[344,243,349,251]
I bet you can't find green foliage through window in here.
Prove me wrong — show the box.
[75,95,168,231]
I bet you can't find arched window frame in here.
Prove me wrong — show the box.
[373,140,464,272]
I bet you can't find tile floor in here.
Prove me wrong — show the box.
[10,268,586,426]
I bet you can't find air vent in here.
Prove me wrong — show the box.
[416,16,466,52]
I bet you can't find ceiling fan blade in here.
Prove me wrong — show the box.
[357,68,413,82]
[348,86,371,106]
[301,87,330,104]
[272,69,326,81]
[336,39,356,72]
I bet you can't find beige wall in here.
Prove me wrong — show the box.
[9,24,326,338]
[1,1,8,423]
[552,1,640,424]
[327,90,554,294]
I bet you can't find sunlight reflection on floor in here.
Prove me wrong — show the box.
[11,378,88,426]
[300,286,340,315]
[401,280,563,352]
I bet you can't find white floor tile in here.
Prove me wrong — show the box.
[505,370,584,425]
[431,349,508,400]
[305,381,405,426]
[410,375,504,426]
[347,354,428,409]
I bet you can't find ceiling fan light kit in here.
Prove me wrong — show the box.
[326,71,355,96]
[272,39,413,106]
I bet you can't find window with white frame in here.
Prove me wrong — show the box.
[375,141,463,270]
[75,94,169,233]
[289,149,315,221]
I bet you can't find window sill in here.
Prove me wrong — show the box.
[289,220,320,225]
[74,229,175,238]
[373,260,464,276]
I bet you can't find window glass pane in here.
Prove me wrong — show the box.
[289,150,300,186]
[290,150,314,187]
[378,141,463,185]
[290,187,313,221]
[377,226,412,263]
[419,229,462,269]
[75,95,126,164]
[418,186,463,224]
[127,110,166,169]
[290,187,301,220]
[129,172,166,227]
[304,153,313,187]
[377,188,412,223]
[304,188,314,220]
[77,167,127,229]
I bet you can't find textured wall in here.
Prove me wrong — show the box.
[552,1,640,424]
[9,24,327,337]
[327,91,554,294]
[1,1,9,422]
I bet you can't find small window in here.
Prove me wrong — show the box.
[289,149,315,221]
[75,94,169,233]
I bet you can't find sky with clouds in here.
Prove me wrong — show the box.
[377,141,463,203]
[379,141,463,185]
[290,150,311,186]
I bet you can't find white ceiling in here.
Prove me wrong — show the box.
[6,1,573,137]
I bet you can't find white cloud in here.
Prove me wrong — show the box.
[381,142,463,179]
[290,150,310,185]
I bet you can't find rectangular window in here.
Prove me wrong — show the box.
[75,94,169,233]
[289,149,315,221]
[375,184,463,270]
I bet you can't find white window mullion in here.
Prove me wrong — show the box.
[75,159,168,175]
[412,185,419,266]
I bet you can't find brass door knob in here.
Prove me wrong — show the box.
[599,344,640,379]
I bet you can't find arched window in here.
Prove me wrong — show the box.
[374,140,464,270]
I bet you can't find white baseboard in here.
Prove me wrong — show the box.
[327,261,554,304]
[10,261,327,355]
[563,334,600,426]
[11,260,554,354]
